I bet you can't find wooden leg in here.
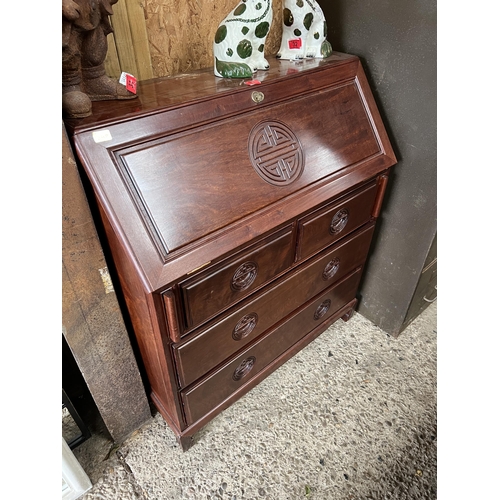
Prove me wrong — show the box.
[177,434,194,452]
[341,299,358,322]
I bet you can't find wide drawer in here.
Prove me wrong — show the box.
[178,225,294,330]
[296,181,378,260]
[173,223,375,388]
[181,267,363,425]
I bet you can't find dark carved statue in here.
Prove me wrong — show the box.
[62,0,137,118]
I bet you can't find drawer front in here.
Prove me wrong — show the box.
[179,226,294,330]
[181,267,363,425]
[174,223,375,388]
[297,181,378,260]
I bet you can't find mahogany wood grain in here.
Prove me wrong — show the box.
[162,289,181,343]
[297,181,378,260]
[115,82,379,254]
[174,224,375,388]
[179,226,294,330]
[65,52,397,448]
[65,53,358,133]
[372,172,390,218]
[69,55,395,291]
[181,267,363,425]
[171,297,359,450]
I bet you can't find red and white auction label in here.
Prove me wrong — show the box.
[244,79,261,86]
[288,39,302,50]
[119,72,137,94]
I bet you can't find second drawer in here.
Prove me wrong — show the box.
[173,222,375,388]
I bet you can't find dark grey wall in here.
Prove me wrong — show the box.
[319,0,437,334]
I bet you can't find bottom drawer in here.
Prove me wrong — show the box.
[181,266,362,425]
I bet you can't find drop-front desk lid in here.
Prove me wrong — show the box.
[67,52,396,291]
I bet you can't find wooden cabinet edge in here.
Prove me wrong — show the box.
[98,209,186,431]
[372,172,390,218]
[162,289,182,343]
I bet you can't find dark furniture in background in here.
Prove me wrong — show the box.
[65,53,396,450]
[321,0,437,336]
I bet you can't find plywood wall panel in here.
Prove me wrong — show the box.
[110,2,140,77]
[124,0,155,80]
[144,0,283,78]
[105,0,284,81]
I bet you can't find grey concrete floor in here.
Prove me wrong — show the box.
[68,302,437,500]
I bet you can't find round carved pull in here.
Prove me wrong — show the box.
[251,91,265,103]
[322,257,340,280]
[330,208,349,235]
[232,356,256,381]
[232,313,258,341]
[231,262,258,291]
[314,299,331,321]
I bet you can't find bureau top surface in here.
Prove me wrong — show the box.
[67,53,396,291]
[66,52,356,131]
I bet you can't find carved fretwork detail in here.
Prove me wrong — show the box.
[249,120,305,186]
[233,313,259,341]
[231,262,258,291]
[232,357,256,381]
[322,257,340,280]
[314,299,331,320]
[330,208,349,234]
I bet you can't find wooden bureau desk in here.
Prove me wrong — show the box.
[65,52,396,450]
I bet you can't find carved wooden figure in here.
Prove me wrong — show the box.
[62,0,136,118]
[277,0,332,61]
[213,0,273,78]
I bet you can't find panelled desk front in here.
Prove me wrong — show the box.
[66,52,396,450]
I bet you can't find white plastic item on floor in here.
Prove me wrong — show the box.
[62,438,92,500]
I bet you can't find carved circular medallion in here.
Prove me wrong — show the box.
[322,257,340,280]
[231,261,258,291]
[330,208,349,235]
[248,120,304,186]
[232,313,259,341]
[233,356,256,381]
[314,299,331,321]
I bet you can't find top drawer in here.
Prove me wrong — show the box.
[296,181,378,260]
[179,225,294,330]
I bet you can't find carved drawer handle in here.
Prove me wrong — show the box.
[314,299,331,320]
[330,208,350,235]
[251,91,265,103]
[231,261,258,291]
[232,356,256,381]
[232,313,258,341]
[322,257,340,280]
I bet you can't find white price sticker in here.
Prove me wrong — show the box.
[92,129,112,143]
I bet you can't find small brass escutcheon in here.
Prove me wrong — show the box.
[251,91,265,103]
